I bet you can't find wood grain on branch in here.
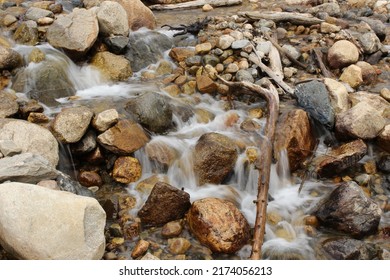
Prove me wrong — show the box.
[239,11,323,25]
[150,0,242,10]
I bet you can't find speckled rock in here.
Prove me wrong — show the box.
[112,156,142,184]
[92,109,119,132]
[91,51,132,81]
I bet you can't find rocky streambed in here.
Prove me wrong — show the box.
[0,0,390,260]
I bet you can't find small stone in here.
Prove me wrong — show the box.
[163,84,181,97]
[28,47,45,63]
[92,109,119,132]
[135,174,169,195]
[202,4,213,12]
[304,215,319,227]
[78,170,103,187]
[131,240,150,259]
[320,22,341,33]
[196,75,217,94]
[339,65,363,88]
[109,224,123,237]
[37,17,54,26]
[3,14,17,27]
[169,47,195,62]
[168,238,191,254]
[182,80,197,95]
[358,32,381,54]
[380,88,390,102]
[201,54,220,67]
[37,180,59,190]
[27,112,49,124]
[246,147,258,164]
[195,42,212,55]
[328,40,359,69]
[235,69,254,82]
[356,61,377,85]
[364,160,377,174]
[284,67,297,78]
[161,220,183,238]
[0,91,18,118]
[141,252,160,260]
[231,39,250,50]
[225,63,239,73]
[218,35,235,50]
[240,119,261,132]
[156,60,173,76]
[112,156,142,184]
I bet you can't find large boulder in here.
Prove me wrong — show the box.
[124,31,173,72]
[327,40,360,69]
[0,153,57,184]
[138,182,191,227]
[96,1,129,36]
[52,106,93,144]
[313,139,367,178]
[0,118,58,167]
[125,92,174,134]
[273,109,316,171]
[312,181,382,238]
[47,8,99,56]
[321,237,377,260]
[295,80,334,129]
[335,102,386,140]
[0,182,106,259]
[193,132,238,185]
[90,51,132,81]
[0,46,22,70]
[187,197,250,254]
[97,119,149,155]
[12,60,75,106]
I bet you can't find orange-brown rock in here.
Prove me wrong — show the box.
[97,119,149,155]
[167,238,191,254]
[131,239,150,259]
[169,47,195,63]
[161,220,184,238]
[145,140,178,169]
[112,156,142,184]
[116,0,156,30]
[273,109,315,171]
[313,139,367,178]
[78,170,103,187]
[187,197,250,254]
[196,75,218,94]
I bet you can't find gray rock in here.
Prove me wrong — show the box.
[104,36,129,54]
[359,17,387,41]
[56,172,94,197]
[13,20,39,46]
[295,80,334,128]
[312,181,381,238]
[0,182,105,259]
[193,132,238,185]
[235,69,254,83]
[231,39,250,50]
[124,30,173,72]
[125,92,174,134]
[47,8,99,55]
[0,140,21,157]
[138,182,191,227]
[0,46,22,70]
[0,91,18,118]
[281,44,301,66]
[358,32,381,54]
[308,3,341,16]
[12,60,75,106]
[218,35,235,50]
[201,54,220,67]
[0,153,58,184]
[52,106,93,143]
[0,118,59,167]
[25,7,54,21]
[96,1,129,36]
[70,130,96,155]
[321,238,377,260]
[185,55,202,67]
[377,155,390,173]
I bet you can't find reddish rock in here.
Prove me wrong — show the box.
[187,197,250,254]
[274,109,316,171]
[196,75,218,94]
[78,170,103,187]
[169,47,195,62]
[112,156,142,184]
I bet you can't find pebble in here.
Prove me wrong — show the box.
[202,4,213,12]
[380,88,390,102]
[225,63,239,73]
[218,35,235,50]
[167,238,191,255]
[235,69,254,82]
[339,65,363,88]
[161,220,184,238]
[131,240,150,259]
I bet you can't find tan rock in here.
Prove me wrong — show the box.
[380,88,390,102]
[131,239,150,259]
[202,4,214,12]
[349,91,390,116]
[116,0,156,30]
[0,45,22,70]
[0,91,18,118]
[356,61,377,85]
[327,40,359,69]
[323,78,350,114]
[320,22,341,33]
[168,238,191,254]
[112,156,142,184]
[91,51,132,81]
[135,174,169,195]
[78,170,103,187]
[377,124,390,153]
[169,47,195,63]
[92,109,119,132]
[187,197,250,254]
[195,42,212,55]
[28,47,45,63]
[196,75,217,94]
[161,220,183,238]
[339,65,363,88]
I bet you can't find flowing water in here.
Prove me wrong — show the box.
[6,18,390,259]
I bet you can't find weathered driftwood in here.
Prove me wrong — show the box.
[239,11,323,25]
[312,48,334,78]
[150,0,242,10]
[269,44,284,80]
[217,76,280,259]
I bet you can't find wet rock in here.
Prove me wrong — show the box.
[78,170,102,187]
[0,46,22,70]
[161,220,183,238]
[27,112,49,124]
[12,60,75,106]
[274,109,315,172]
[47,8,99,56]
[0,153,57,184]
[312,181,381,238]
[327,40,359,69]
[0,139,21,157]
[339,64,363,89]
[91,51,132,81]
[52,106,93,144]
[196,75,217,94]
[193,132,238,185]
[28,47,45,63]
[169,47,195,63]
[218,35,235,50]
[96,1,129,36]
[124,31,172,72]
[202,54,220,67]
[104,36,129,54]
[195,42,212,55]
[323,78,349,114]
[0,182,105,259]
[231,39,250,50]
[295,80,334,128]
[131,239,149,259]
[377,124,390,153]
[313,139,367,178]
[0,91,18,118]
[321,237,377,260]
[358,32,381,54]
[25,7,54,21]
[19,99,44,119]
[97,119,149,155]
[240,119,261,132]
[156,60,173,76]
[335,102,385,140]
[2,14,17,27]
[13,21,39,46]
[56,172,94,197]
[225,63,239,73]
[135,174,169,195]
[168,238,191,255]
[138,182,191,227]
[187,197,250,254]
[125,92,174,134]
[112,156,142,184]
[92,109,119,132]
[0,118,58,167]
[145,140,177,169]
[70,130,96,155]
